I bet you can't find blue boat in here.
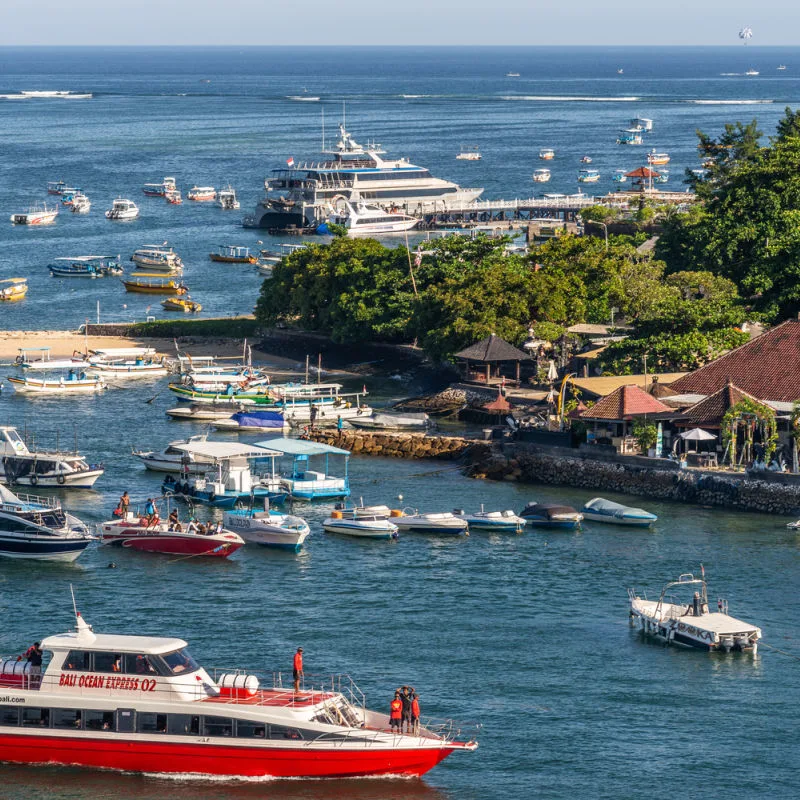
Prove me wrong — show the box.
[159,441,288,508]
[49,256,122,278]
[581,497,657,527]
[255,438,350,500]
[213,410,288,432]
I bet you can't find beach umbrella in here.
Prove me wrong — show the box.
[679,428,717,441]
[547,360,558,382]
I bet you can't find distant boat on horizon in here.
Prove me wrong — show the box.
[777,64,787,70]
[505,71,520,78]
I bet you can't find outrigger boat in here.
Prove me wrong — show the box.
[166,402,250,421]
[259,243,308,268]
[47,180,68,195]
[224,505,310,551]
[10,203,58,225]
[0,608,477,777]
[629,572,761,653]
[581,497,657,527]
[209,245,257,264]
[646,150,670,166]
[0,278,28,302]
[213,410,288,433]
[0,425,103,489]
[49,255,122,278]
[0,485,93,560]
[84,347,169,377]
[323,503,400,540]
[8,361,106,395]
[131,245,182,271]
[616,129,644,146]
[123,278,187,295]
[539,149,555,160]
[161,297,202,313]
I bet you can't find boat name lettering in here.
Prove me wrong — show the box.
[676,623,714,642]
[0,696,25,704]
[59,674,157,692]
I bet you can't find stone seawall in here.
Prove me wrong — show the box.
[307,430,488,460]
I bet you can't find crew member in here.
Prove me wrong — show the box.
[411,692,420,734]
[25,642,43,686]
[168,508,180,531]
[144,498,157,526]
[309,404,318,429]
[293,647,304,693]
[389,692,403,732]
[400,685,412,732]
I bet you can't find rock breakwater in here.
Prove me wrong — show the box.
[307,429,487,460]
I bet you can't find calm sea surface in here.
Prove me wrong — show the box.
[2,47,800,799]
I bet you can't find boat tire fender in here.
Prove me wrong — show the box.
[57,474,66,485]
[29,474,38,486]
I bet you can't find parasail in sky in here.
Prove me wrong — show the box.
[739,26,753,44]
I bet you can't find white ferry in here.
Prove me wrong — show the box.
[628,573,761,652]
[0,611,477,777]
[246,122,483,231]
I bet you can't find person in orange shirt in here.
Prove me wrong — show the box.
[389,692,403,733]
[293,647,303,693]
[411,692,421,734]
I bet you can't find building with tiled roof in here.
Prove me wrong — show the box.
[580,385,672,421]
[673,383,760,429]
[669,318,800,403]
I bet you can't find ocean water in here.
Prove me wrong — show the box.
[2,48,800,800]
[1,46,800,330]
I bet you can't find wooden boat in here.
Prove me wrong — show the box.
[122,278,187,295]
[131,245,182,270]
[539,149,555,160]
[0,278,28,302]
[646,149,671,166]
[161,296,202,313]
[142,177,176,197]
[209,245,257,264]
[49,256,122,278]
[8,363,107,395]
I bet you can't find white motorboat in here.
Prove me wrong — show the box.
[347,411,430,431]
[331,201,418,236]
[0,485,93,561]
[629,573,761,653]
[132,434,214,474]
[454,506,526,532]
[217,185,240,210]
[70,194,91,214]
[10,203,59,225]
[0,426,104,489]
[581,497,657,527]
[142,177,177,197]
[131,245,182,271]
[745,68,760,76]
[616,129,644,145]
[456,146,482,161]
[105,198,139,220]
[323,504,400,539]
[166,403,249,421]
[392,510,468,536]
[630,117,653,131]
[224,507,310,551]
[532,169,551,183]
[646,149,670,166]
[578,169,600,183]
[538,149,555,160]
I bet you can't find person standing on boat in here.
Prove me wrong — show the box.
[389,692,403,732]
[310,403,318,430]
[144,498,157,527]
[119,491,130,517]
[411,692,420,734]
[293,647,304,693]
[24,642,43,686]
[400,686,412,732]
[336,415,343,434]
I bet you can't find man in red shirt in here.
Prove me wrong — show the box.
[389,692,403,732]
[293,647,303,693]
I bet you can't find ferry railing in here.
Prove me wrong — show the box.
[2,492,61,510]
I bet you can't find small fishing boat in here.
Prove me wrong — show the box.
[287,93,321,101]
[616,129,644,146]
[539,148,555,160]
[142,177,176,197]
[59,188,83,206]
[612,169,627,183]
[7,361,106,395]
[454,506,526,532]
[209,245,257,264]
[187,186,217,201]
[161,296,202,313]
[646,150,670,166]
[348,411,430,431]
[165,189,182,204]
[213,411,288,433]
[323,504,400,539]
[105,198,139,220]
[131,245,182,270]
[629,572,761,653]
[617,68,624,75]
[0,484,93,561]
[99,513,244,559]
[581,497,657,527]
[578,169,600,183]
[224,507,310,551]
[132,434,214,474]
[0,278,28,302]
[122,278,187,295]
[392,510,468,535]
[456,146,482,161]
[778,65,787,71]
[168,384,274,405]
[70,194,91,214]
[49,255,122,278]
[85,347,169,377]
[532,169,551,183]
[630,117,653,131]
[47,180,68,195]
[519,502,583,529]
[10,203,59,225]
[258,243,308,269]
[580,156,592,164]
[217,185,240,210]
[0,425,104,489]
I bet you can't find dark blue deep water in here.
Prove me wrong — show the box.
[2,47,800,800]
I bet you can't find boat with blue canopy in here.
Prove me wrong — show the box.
[213,410,289,432]
[255,438,350,500]
[581,497,657,527]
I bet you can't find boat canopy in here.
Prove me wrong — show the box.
[172,441,281,460]
[22,359,93,371]
[585,497,651,515]
[53,255,118,262]
[255,438,351,456]
[89,347,156,358]
[232,411,284,428]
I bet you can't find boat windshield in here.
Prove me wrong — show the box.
[160,648,199,675]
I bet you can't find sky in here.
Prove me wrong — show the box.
[3,0,800,46]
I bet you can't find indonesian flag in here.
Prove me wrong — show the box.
[286,157,295,167]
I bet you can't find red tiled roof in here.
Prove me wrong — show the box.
[626,166,661,178]
[484,393,512,412]
[580,384,671,420]
[669,318,800,403]
[675,383,759,428]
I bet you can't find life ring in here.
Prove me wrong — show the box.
[29,475,38,486]
[57,474,66,486]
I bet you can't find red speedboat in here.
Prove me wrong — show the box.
[98,515,244,558]
[0,612,477,778]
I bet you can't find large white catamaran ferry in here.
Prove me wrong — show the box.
[245,122,483,231]
[0,610,477,778]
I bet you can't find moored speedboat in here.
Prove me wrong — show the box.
[455,506,526,532]
[166,402,249,421]
[10,203,58,225]
[520,502,583,529]
[392,510,468,535]
[323,504,400,539]
[347,411,430,431]
[581,497,657,527]
[70,194,91,214]
[0,610,477,777]
[331,201,418,236]
[630,117,653,131]
[131,244,182,270]
[49,255,122,278]
[161,296,202,313]
[456,146,481,161]
[578,169,600,183]
[580,155,592,164]
[85,347,169,377]
[132,434,214,474]
[105,198,139,220]
[539,148,555,160]
[629,572,761,653]
[7,361,106,395]
[0,485,93,560]
[224,507,310,550]
[217,185,240,210]
[532,168,551,183]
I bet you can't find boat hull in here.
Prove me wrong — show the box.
[0,535,91,561]
[103,532,242,558]
[524,519,581,529]
[323,521,398,539]
[1,469,104,490]
[581,511,654,527]
[7,377,105,394]
[0,731,456,778]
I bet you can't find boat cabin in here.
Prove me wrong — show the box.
[256,438,350,500]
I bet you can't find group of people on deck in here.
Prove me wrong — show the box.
[390,685,421,734]
[114,492,220,535]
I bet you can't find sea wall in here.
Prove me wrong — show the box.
[307,430,488,460]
